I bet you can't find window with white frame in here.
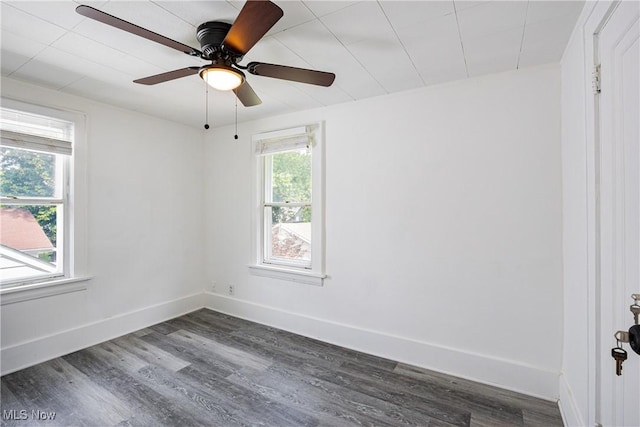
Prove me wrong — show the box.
[0,105,74,287]
[252,124,325,285]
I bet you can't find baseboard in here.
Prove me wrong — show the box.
[2,291,561,400]
[558,373,585,427]
[203,293,560,400]
[1,292,204,376]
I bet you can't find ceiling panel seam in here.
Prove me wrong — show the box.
[516,1,531,69]
[452,0,470,79]
[376,1,426,87]
[316,5,386,97]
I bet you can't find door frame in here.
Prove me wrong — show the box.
[584,1,636,426]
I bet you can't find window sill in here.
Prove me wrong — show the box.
[248,265,325,286]
[0,276,91,305]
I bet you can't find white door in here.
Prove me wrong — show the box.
[597,1,640,426]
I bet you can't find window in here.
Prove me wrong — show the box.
[0,102,79,289]
[251,124,325,285]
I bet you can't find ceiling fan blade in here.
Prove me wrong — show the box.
[222,1,283,56]
[247,62,336,87]
[233,81,262,107]
[76,5,202,57]
[134,67,201,85]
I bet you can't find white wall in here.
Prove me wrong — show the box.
[0,64,565,400]
[204,64,563,399]
[1,78,206,374]
[559,6,592,425]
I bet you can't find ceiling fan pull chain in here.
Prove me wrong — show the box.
[204,82,210,130]
[234,98,238,140]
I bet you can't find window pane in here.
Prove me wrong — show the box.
[267,206,311,263]
[0,205,60,281]
[270,149,311,203]
[0,147,58,198]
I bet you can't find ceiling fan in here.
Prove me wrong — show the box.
[75,1,336,107]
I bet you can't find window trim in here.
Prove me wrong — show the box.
[247,264,325,287]
[1,276,90,306]
[0,98,89,299]
[250,122,325,285]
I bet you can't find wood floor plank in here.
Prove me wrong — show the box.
[136,330,242,378]
[96,330,312,425]
[1,309,564,427]
[88,340,149,373]
[133,364,246,426]
[62,350,202,426]
[165,315,309,369]
[227,368,398,427]
[272,361,471,426]
[45,358,134,424]
[3,358,133,426]
[169,329,272,371]
[336,361,523,425]
[228,362,462,427]
[177,364,318,427]
[395,363,558,417]
[162,316,246,348]
[132,328,154,337]
[111,334,190,372]
[186,309,257,332]
[87,342,252,426]
[147,322,180,336]
[232,322,399,372]
[522,408,565,427]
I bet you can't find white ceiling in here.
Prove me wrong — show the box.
[1,0,584,129]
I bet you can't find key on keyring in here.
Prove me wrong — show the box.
[630,303,640,325]
[612,347,627,376]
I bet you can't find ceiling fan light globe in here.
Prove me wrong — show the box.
[200,66,244,91]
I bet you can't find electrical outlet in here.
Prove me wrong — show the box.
[228,284,234,296]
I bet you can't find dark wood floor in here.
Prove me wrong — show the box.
[1,309,563,426]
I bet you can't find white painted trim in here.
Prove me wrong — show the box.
[0,292,203,375]
[203,292,560,400]
[2,291,560,399]
[251,122,326,278]
[558,1,625,425]
[581,3,626,426]
[0,97,90,300]
[248,264,325,286]
[559,373,586,427]
[0,276,91,305]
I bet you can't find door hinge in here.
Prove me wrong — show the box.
[592,64,601,94]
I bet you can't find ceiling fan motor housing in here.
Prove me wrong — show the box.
[197,21,233,60]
